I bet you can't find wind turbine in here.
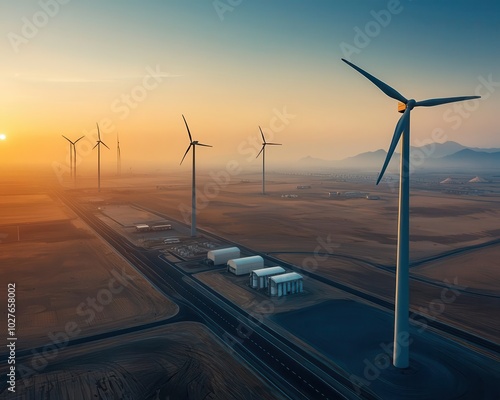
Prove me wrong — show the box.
[117,133,121,176]
[180,115,212,237]
[62,135,84,182]
[342,58,480,369]
[93,123,109,192]
[256,126,281,195]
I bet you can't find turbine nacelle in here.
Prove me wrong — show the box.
[343,57,481,369]
[93,123,109,149]
[341,58,479,184]
[256,126,281,158]
[180,115,212,165]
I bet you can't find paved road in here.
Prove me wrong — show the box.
[52,190,373,400]
[134,203,499,355]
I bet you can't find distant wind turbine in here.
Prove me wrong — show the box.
[117,133,121,176]
[93,123,109,192]
[256,126,281,195]
[180,115,212,237]
[62,135,84,182]
[342,58,480,369]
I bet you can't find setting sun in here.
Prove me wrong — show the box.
[0,133,6,140]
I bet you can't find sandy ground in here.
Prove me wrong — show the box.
[0,322,282,400]
[271,300,500,400]
[195,268,363,315]
[0,183,178,350]
[86,170,500,342]
[1,168,499,398]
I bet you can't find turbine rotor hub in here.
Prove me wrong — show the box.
[398,99,416,113]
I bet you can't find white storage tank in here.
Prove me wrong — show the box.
[250,266,286,289]
[227,256,264,276]
[207,247,240,266]
[268,272,303,297]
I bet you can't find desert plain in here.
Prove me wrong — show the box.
[0,165,499,399]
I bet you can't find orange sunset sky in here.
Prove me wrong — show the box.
[0,1,498,174]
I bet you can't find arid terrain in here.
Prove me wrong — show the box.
[1,166,499,399]
[0,170,285,399]
[89,169,500,342]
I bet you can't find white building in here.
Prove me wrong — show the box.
[207,247,240,266]
[268,272,303,297]
[151,224,172,231]
[135,224,150,232]
[227,256,264,276]
[249,266,286,289]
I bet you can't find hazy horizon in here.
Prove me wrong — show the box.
[1,1,499,177]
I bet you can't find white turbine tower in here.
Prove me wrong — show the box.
[256,126,281,195]
[117,133,121,176]
[180,115,212,237]
[93,123,109,192]
[62,135,84,182]
[342,58,480,369]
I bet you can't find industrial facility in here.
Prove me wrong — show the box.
[207,247,240,266]
[227,256,264,276]
[268,272,304,297]
[135,224,150,232]
[249,266,286,289]
[134,223,173,233]
[151,224,172,231]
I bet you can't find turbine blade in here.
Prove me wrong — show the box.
[259,126,266,143]
[415,95,480,107]
[196,143,212,148]
[62,135,72,143]
[74,136,85,144]
[267,143,282,146]
[182,115,193,143]
[101,141,110,150]
[96,123,101,141]
[341,58,407,104]
[376,108,409,185]
[180,144,192,165]
[256,145,265,159]
[92,143,98,150]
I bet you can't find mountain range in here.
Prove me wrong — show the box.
[299,141,500,172]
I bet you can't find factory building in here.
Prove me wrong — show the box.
[268,272,304,297]
[227,256,264,276]
[151,224,172,231]
[249,266,286,289]
[135,224,150,232]
[207,247,240,266]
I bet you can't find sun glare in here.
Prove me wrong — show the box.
[0,134,6,141]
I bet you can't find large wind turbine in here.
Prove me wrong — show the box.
[62,135,84,181]
[180,115,212,237]
[342,58,480,369]
[256,126,281,195]
[117,133,121,176]
[93,123,109,192]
